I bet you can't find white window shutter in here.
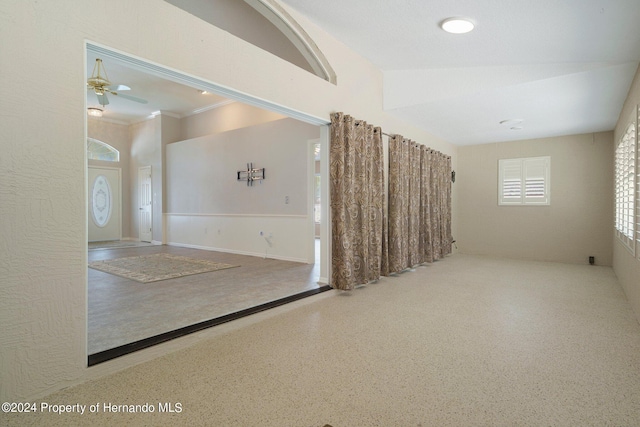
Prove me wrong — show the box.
[637,114,640,258]
[524,157,550,205]
[615,121,636,254]
[499,159,523,205]
[499,157,550,206]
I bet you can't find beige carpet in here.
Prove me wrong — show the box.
[5,255,640,426]
[88,253,239,283]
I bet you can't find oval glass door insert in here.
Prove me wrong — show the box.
[92,175,112,227]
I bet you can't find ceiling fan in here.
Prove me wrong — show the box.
[87,58,148,107]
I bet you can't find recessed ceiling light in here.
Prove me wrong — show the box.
[440,18,475,34]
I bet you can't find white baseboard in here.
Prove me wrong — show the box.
[166,241,308,264]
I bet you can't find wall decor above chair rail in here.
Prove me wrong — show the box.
[237,162,265,186]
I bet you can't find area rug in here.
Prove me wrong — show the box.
[88,253,239,283]
[88,241,153,250]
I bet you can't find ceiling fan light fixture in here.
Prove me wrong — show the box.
[440,18,475,34]
[87,107,103,118]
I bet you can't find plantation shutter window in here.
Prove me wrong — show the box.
[637,108,640,258]
[637,122,640,257]
[499,156,550,206]
[615,121,636,253]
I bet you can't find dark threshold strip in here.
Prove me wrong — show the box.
[88,285,332,366]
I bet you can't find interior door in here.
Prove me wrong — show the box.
[88,166,121,242]
[139,166,153,243]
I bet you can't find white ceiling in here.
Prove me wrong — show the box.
[86,51,230,124]
[280,0,640,145]
[88,1,640,146]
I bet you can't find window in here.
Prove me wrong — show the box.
[499,156,550,205]
[615,122,636,253]
[637,107,640,259]
[87,138,119,162]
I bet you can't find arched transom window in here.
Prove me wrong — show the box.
[87,138,120,162]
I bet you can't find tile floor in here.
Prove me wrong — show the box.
[88,242,321,354]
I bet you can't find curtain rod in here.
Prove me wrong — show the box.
[346,117,451,159]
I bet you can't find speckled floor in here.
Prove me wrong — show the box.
[5,254,640,426]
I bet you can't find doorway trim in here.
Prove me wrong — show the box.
[138,166,152,243]
[85,42,332,363]
[87,43,329,126]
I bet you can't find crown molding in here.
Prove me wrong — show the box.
[185,100,236,117]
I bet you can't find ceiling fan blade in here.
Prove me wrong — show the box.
[110,84,130,91]
[112,92,148,104]
[96,93,109,106]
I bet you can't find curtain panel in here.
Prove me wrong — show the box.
[428,151,453,261]
[329,113,385,290]
[330,113,452,288]
[387,137,453,273]
[387,135,409,273]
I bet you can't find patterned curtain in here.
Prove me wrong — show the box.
[408,141,422,266]
[388,139,452,272]
[419,146,433,263]
[429,151,453,261]
[387,135,410,273]
[330,113,385,290]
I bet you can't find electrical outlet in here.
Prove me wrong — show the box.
[285,195,289,204]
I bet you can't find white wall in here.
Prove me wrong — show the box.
[166,0,316,74]
[179,101,287,142]
[0,0,457,401]
[613,64,640,322]
[129,118,163,242]
[166,118,319,262]
[458,132,614,266]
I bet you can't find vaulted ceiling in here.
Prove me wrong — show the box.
[88,0,640,146]
[280,0,640,145]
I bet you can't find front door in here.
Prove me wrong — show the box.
[88,166,121,242]
[139,166,152,243]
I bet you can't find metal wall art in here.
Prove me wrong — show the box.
[237,163,265,186]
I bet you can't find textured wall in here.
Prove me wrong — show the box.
[0,0,457,400]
